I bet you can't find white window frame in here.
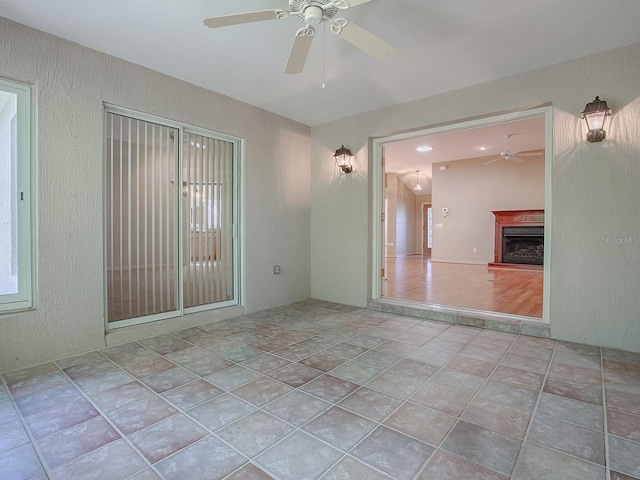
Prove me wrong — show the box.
[0,78,35,313]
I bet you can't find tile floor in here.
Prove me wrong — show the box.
[1,300,639,480]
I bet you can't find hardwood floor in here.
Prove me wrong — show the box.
[384,255,543,318]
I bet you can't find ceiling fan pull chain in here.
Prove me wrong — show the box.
[323,22,327,88]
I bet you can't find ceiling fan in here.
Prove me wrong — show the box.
[203,0,397,75]
[483,134,544,165]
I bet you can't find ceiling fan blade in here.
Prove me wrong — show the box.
[334,20,397,61]
[203,10,284,28]
[515,149,545,157]
[511,156,525,163]
[480,155,504,165]
[332,0,373,9]
[343,0,374,7]
[285,28,315,75]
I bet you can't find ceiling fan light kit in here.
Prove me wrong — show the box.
[203,0,397,75]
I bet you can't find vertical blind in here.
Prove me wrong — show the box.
[182,132,234,309]
[105,111,236,325]
[106,113,178,322]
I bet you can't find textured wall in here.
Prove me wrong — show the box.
[0,18,311,371]
[311,42,640,352]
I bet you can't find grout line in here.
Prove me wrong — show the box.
[513,341,612,475]
[57,358,164,479]
[3,302,629,480]
[602,346,611,480]
[507,336,558,477]
[0,376,50,479]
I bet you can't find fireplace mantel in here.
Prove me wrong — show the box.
[489,209,544,270]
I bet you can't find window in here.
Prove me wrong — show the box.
[104,108,239,328]
[0,78,33,313]
[188,183,220,230]
[427,207,433,249]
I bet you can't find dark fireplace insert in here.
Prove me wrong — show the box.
[502,226,544,265]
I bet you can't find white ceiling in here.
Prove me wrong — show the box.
[1,1,640,127]
[385,116,545,193]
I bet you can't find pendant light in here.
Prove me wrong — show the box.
[413,170,423,192]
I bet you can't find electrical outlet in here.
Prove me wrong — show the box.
[273,265,281,275]
[473,247,478,253]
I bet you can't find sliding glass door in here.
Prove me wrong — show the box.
[182,131,235,310]
[105,110,239,327]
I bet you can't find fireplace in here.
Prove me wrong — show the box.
[502,226,544,265]
[490,209,544,269]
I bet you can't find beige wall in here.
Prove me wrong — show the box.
[395,178,417,255]
[384,173,397,257]
[0,18,311,371]
[414,194,432,254]
[385,175,419,256]
[431,156,544,264]
[385,153,544,262]
[311,42,640,353]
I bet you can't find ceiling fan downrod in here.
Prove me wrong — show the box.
[289,0,339,23]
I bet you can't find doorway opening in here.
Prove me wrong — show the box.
[372,107,552,324]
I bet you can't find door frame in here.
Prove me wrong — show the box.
[422,203,432,256]
[103,105,242,330]
[370,106,553,324]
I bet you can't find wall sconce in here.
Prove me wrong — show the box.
[333,145,353,173]
[581,96,612,143]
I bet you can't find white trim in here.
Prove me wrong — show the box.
[105,309,182,330]
[371,106,553,325]
[542,107,553,325]
[105,305,245,346]
[0,78,35,314]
